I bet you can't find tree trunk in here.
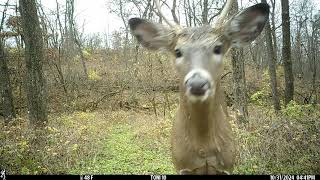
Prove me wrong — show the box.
[262,0,280,111]
[0,40,16,123]
[201,0,209,24]
[19,0,48,126]
[270,0,278,61]
[311,22,318,104]
[187,0,192,27]
[294,20,303,76]
[119,0,129,71]
[0,1,16,123]
[229,1,248,123]
[184,0,189,26]
[192,1,197,26]
[231,49,248,123]
[171,0,180,24]
[281,0,294,105]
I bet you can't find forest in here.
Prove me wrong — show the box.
[0,0,319,175]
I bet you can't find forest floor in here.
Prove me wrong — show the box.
[68,109,176,174]
[1,91,319,175]
[1,96,178,175]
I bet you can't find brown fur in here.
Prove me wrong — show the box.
[171,80,235,174]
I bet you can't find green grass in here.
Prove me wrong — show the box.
[72,122,175,174]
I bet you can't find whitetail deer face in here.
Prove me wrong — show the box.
[129,3,269,103]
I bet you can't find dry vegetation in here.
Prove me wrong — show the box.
[1,49,319,174]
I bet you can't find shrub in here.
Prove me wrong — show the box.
[281,100,316,119]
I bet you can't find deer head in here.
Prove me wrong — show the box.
[129,0,269,104]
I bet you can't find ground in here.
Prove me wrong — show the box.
[1,95,319,175]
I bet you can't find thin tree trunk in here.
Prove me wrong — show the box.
[67,0,88,78]
[142,0,151,19]
[281,0,294,105]
[262,0,280,111]
[184,0,189,26]
[192,1,197,26]
[311,22,317,104]
[19,0,48,126]
[0,1,15,123]
[187,0,192,27]
[294,20,303,76]
[202,0,209,24]
[0,40,16,123]
[270,0,278,61]
[171,0,180,24]
[119,0,129,70]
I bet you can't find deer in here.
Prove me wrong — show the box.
[128,0,269,175]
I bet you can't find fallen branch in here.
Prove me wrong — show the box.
[221,71,232,80]
[86,90,122,111]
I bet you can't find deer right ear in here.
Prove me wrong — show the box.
[128,18,176,51]
[223,3,270,47]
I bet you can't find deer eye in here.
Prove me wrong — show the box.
[213,45,222,55]
[175,49,182,58]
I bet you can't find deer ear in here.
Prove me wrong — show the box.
[128,18,176,50]
[223,3,270,47]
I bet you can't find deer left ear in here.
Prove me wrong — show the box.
[128,18,176,51]
[223,3,270,47]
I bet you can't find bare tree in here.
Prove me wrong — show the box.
[19,0,48,126]
[109,0,132,70]
[201,0,209,24]
[0,42,16,123]
[171,0,180,24]
[281,0,294,105]
[262,0,280,111]
[309,15,319,104]
[66,0,88,78]
[157,0,180,24]
[270,0,278,61]
[0,1,16,123]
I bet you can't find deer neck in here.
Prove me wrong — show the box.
[179,82,222,141]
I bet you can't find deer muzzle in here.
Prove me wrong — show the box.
[184,69,213,102]
[185,73,210,96]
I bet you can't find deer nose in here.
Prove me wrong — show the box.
[185,73,210,96]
